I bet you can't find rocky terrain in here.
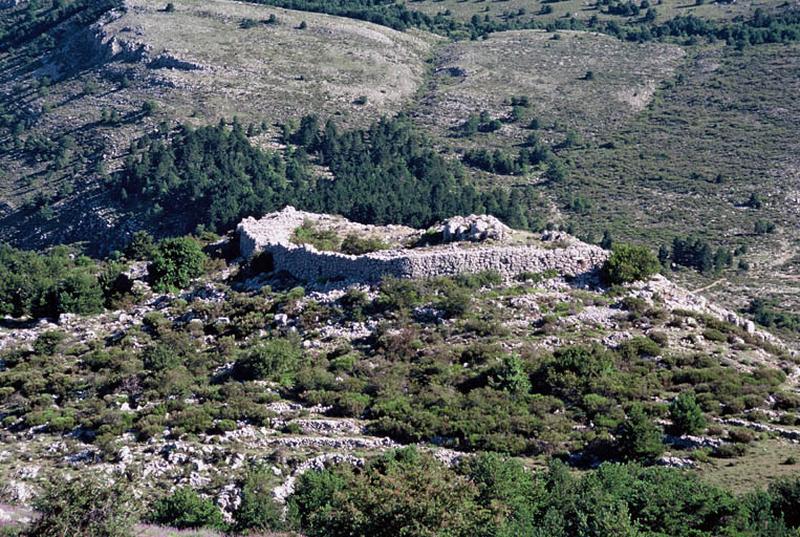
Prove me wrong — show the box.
[0,211,798,529]
[1,0,800,534]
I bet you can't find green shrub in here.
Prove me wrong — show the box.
[148,237,207,292]
[438,285,472,318]
[124,231,156,260]
[774,392,800,411]
[232,338,303,381]
[702,328,727,342]
[712,443,747,458]
[377,277,422,311]
[290,448,482,537]
[618,336,661,361]
[33,331,66,355]
[616,404,664,462]
[51,271,105,315]
[647,331,669,346]
[330,392,371,417]
[603,244,661,285]
[668,392,707,435]
[291,220,341,251]
[488,354,531,396]
[233,469,286,533]
[24,477,136,537]
[0,244,107,318]
[149,488,225,530]
[340,233,390,255]
[768,477,800,527]
[727,427,755,444]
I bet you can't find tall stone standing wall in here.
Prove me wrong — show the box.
[238,210,609,283]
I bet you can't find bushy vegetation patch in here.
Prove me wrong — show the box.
[23,477,136,537]
[603,243,661,284]
[148,237,207,293]
[0,243,120,318]
[289,448,800,537]
[149,488,225,531]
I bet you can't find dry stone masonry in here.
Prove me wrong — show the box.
[238,207,609,283]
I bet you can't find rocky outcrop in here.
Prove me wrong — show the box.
[440,214,510,242]
[628,275,782,346]
[84,4,203,70]
[148,53,205,71]
[238,207,609,284]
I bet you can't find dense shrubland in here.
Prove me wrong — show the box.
[0,235,207,319]
[288,449,800,537]
[0,234,796,536]
[0,260,790,457]
[0,243,116,318]
[20,449,800,537]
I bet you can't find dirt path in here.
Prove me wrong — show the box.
[693,278,725,294]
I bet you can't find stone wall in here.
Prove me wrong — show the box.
[238,208,609,283]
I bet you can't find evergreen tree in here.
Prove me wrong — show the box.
[616,404,664,462]
[669,392,707,436]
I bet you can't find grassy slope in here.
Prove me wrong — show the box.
[414,29,684,148]
[560,43,800,323]
[405,0,790,25]
[408,28,799,330]
[0,0,433,248]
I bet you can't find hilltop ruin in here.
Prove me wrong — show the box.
[237,207,609,283]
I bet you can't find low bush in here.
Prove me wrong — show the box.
[232,338,303,382]
[148,237,207,292]
[24,478,136,537]
[603,244,661,285]
[149,488,225,530]
[291,220,341,251]
[669,392,707,435]
[340,233,390,255]
[233,469,286,533]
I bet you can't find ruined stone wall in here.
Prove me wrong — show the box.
[238,209,609,283]
[247,241,607,283]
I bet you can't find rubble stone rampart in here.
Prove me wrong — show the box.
[238,207,609,283]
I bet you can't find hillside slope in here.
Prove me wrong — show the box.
[0,0,432,250]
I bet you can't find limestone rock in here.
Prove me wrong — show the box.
[440,214,510,243]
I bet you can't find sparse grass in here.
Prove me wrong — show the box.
[291,220,342,251]
[407,0,789,26]
[553,43,800,327]
[415,29,683,165]
[696,438,800,493]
